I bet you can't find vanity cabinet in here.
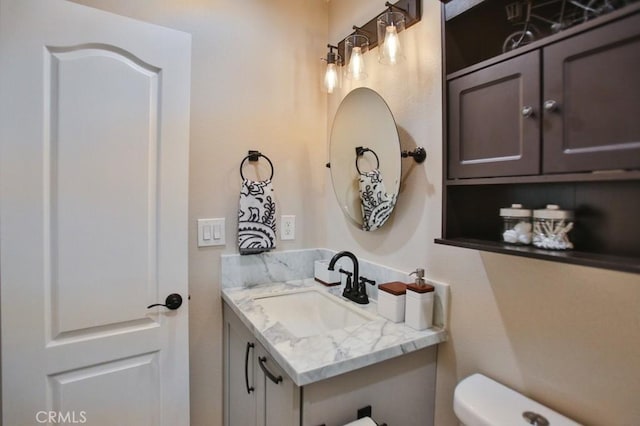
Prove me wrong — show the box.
[223,303,437,426]
[223,304,299,426]
[448,11,640,179]
[439,1,640,273]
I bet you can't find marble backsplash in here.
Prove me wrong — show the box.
[221,248,415,299]
[221,249,327,288]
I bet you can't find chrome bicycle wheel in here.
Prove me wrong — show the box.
[502,29,537,52]
[581,0,626,21]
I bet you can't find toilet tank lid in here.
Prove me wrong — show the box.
[453,374,582,426]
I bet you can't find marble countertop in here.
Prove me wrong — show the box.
[222,278,448,387]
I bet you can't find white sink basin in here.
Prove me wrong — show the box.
[252,289,376,338]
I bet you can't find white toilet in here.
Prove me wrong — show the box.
[454,374,582,426]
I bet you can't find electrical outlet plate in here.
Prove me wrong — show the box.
[197,218,225,247]
[281,215,295,240]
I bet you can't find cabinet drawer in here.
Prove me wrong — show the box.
[448,50,541,178]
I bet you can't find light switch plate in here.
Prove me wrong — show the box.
[281,215,295,240]
[197,218,225,247]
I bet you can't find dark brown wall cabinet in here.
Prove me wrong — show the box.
[439,1,640,274]
[543,14,640,173]
[448,12,640,179]
[448,51,540,178]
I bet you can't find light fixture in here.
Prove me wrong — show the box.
[377,5,406,65]
[344,33,369,81]
[323,0,421,91]
[322,44,341,93]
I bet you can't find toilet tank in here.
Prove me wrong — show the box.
[454,374,582,426]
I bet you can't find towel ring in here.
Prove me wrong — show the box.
[240,150,274,181]
[355,146,380,175]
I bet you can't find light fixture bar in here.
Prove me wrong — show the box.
[385,1,409,15]
[336,0,422,63]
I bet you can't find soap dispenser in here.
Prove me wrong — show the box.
[405,268,434,331]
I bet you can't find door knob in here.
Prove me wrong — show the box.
[147,293,183,310]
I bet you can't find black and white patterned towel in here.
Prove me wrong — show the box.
[238,179,276,254]
[358,169,397,231]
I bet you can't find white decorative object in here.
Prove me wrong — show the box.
[532,204,574,250]
[499,203,532,245]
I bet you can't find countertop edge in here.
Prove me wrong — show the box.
[291,328,448,386]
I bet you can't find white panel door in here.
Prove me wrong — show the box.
[0,1,191,425]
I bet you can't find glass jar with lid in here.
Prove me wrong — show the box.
[499,204,532,245]
[532,204,574,250]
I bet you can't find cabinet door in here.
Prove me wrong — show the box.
[543,13,640,173]
[448,51,541,178]
[223,304,258,426]
[255,344,300,426]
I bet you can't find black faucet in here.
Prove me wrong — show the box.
[328,251,374,304]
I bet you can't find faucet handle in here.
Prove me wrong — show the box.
[338,268,353,278]
[359,276,376,286]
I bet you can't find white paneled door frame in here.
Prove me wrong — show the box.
[0,1,191,425]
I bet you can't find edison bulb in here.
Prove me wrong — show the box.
[384,25,402,64]
[324,63,339,93]
[349,47,366,80]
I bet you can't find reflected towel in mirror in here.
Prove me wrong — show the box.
[238,179,276,254]
[358,169,397,231]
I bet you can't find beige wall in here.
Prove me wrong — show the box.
[70,1,640,425]
[72,1,328,425]
[327,1,640,426]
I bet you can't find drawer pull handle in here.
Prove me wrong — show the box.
[258,356,283,385]
[245,342,254,394]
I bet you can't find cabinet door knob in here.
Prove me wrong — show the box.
[521,106,534,118]
[543,100,558,112]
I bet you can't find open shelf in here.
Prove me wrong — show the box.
[435,238,640,274]
[441,180,640,274]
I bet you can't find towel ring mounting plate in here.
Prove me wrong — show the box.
[240,150,274,181]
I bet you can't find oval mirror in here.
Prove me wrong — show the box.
[329,88,401,231]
